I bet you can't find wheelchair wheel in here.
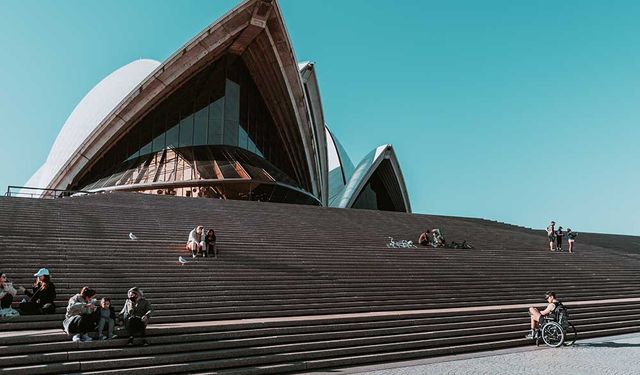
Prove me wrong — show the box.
[563,323,577,346]
[541,321,565,347]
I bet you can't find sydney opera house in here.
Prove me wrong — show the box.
[26,0,411,213]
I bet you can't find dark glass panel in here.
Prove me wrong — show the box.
[351,160,405,212]
[193,147,215,180]
[178,114,194,148]
[165,123,179,149]
[139,119,153,156]
[207,98,224,145]
[151,112,166,153]
[193,106,208,146]
[223,79,240,146]
[238,125,248,150]
[125,126,141,161]
[217,160,241,179]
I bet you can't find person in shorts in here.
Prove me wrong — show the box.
[546,221,556,251]
[567,228,577,253]
[526,291,561,339]
[187,225,205,258]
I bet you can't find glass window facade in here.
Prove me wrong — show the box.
[73,55,314,203]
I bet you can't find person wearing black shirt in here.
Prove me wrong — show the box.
[20,268,56,315]
[204,229,217,258]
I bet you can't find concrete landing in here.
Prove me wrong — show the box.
[313,332,640,375]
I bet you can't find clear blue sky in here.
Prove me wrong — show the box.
[1,0,638,235]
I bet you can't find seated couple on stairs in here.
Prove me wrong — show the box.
[63,286,152,346]
[187,225,217,258]
[418,229,473,249]
[0,268,57,318]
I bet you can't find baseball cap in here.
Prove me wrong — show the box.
[33,268,49,277]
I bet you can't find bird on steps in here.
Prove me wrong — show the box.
[178,256,189,265]
[129,232,138,240]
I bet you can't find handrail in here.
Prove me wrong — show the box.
[4,186,96,199]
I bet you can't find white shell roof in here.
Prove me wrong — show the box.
[25,59,160,190]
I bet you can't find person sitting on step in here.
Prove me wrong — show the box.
[0,272,20,317]
[119,287,152,346]
[187,225,205,258]
[204,228,217,258]
[63,287,99,342]
[526,291,561,339]
[97,297,118,340]
[418,229,432,247]
[19,268,56,315]
[432,229,446,248]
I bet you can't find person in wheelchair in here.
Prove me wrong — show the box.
[526,291,563,339]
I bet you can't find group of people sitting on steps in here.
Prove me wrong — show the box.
[63,286,152,346]
[1,268,152,346]
[187,225,217,258]
[0,268,56,318]
[417,228,473,249]
[546,221,577,253]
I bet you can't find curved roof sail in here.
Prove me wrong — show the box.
[331,145,411,213]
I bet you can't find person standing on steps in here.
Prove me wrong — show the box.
[19,268,56,315]
[567,228,577,253]
[120,287,152,346]
[546,221,556,251]
[556,226,564,252]
[187,225,205,258]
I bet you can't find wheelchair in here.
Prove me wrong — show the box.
[535,314,577,348]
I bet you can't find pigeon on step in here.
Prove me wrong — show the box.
[178,256,188,265]
[129,232,138,240]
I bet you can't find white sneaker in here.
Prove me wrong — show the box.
[72,334,82,342]
[81,334,93,342]
[192,254,196,258]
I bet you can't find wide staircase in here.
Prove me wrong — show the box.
[0,192,639,374]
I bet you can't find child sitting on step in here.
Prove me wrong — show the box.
[97,297,117,340]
